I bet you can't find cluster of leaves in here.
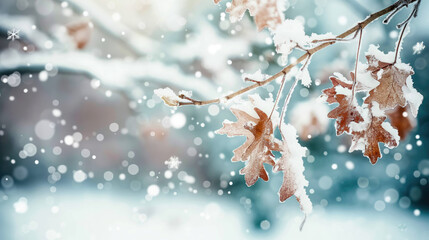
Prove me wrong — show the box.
[216,94,312,214]
[322,45,423,164]
[154,0,423,222]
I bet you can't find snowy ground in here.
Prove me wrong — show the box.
[1,186,427,240]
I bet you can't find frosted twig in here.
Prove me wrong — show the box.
[176,0,419,107]
[268,73,287,120]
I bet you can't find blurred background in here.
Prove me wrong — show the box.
[0,0,428,239]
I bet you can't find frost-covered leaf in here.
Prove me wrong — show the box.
[216,95,280,186]
[386,106,416,140]
[214,0,285,31]
[323,73,363,135]
[274,124,312,214]
[349,103,399,164]
[364,45,422,114]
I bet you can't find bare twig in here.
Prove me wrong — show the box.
[177,0,418,107]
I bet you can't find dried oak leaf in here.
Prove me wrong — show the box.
[214,0,283,30]
[323,73,363,135]
[364,54,414,111]
[349,103,399,164]
[386,105,416,140]
[274,124,312,214]
[216,105,279,186]
[66,21,91,49]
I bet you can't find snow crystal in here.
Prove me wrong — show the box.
[413,41,425,55]
[242,69,266,82]
[7,28,20,41]
[402,76,423,117]
[165,156,182,170]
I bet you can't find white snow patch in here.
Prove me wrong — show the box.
[279,123,312,214]
[402,76,423,117]
[154,87,186,107]
[365,44,395,64]
[242,69,267,82]
[272,19,309,61]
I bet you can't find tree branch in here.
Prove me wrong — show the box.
[177,0,418,107]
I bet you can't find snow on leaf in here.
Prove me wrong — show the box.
[272,19,309,61]
[386,106,416,140]
[364,46,419,112]
[349,103,399,164]
[323,73,363,135]
[275,124,312,214]
[214,0,285,31]
[216,95,280,186]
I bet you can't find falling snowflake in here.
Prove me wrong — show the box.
[412,41,425,55]
[164,156,181,170]
[7,28,20,41]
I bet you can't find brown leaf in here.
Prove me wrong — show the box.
[349,104,399,164]
[275,124,312,214]
[323,74,363,135]
[214,0,283,30]
[217,105,279,186]
[364,55,414,110]
[66,21,91,49]
[386,106,416,140]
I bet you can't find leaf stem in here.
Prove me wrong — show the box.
[268,73,287,120]
[393,21,409,64]
[351,27,363,101]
